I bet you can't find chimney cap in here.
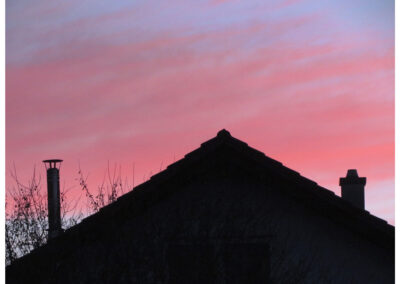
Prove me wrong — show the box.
[43,159,63,169]
[43,159,63,163]
[339,169,366,186]
[346,169,359,178]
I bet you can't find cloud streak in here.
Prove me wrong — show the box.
[6,0,394,223]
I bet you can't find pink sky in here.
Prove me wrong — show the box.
[6,0,394,223]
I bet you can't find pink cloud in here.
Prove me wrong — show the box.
[6,13,394,222]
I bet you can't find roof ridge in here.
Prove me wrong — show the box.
[64,129,395,236]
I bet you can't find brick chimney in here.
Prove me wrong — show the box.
[43,159,63,240]
[339,169,366,210]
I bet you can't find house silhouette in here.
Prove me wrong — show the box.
[6,129,394,283]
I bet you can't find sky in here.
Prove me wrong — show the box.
[6,0,394,223]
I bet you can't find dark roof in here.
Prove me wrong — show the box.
[8,129,394,267]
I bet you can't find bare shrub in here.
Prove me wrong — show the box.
[6,162,133,265]
[77,162,128,214]
[5,166,81,265]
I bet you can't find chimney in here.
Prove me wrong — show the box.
[43,159,63,240]
[339,169,366,210]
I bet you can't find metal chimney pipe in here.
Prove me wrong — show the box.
[43,159,63,240]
